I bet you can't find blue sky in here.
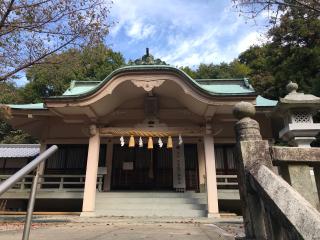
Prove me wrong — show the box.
[16,0,269,86]
[105,0,269,68]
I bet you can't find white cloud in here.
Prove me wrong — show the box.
[234,31,266,53]
[107,0,269,66]
[126,22,156,40]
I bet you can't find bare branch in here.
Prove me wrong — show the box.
[0,36,78,81]
[0,0,15,30]
[0,0,112,81]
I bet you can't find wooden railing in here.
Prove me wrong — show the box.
[0,174,104,192]
[216,175,238,188]
[233,102,320,239]
[0,174,237,192]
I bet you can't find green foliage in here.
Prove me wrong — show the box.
[22,44,125,102]
[239,0,320,99]
[0,82,37,144]
[179,66,197,79]
[0,82,23,104]
[180,60,251,80]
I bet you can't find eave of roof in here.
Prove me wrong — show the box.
[6,103,47,110]
[45,65,257,101]
[256,95,278,107]
[2,95,278,110]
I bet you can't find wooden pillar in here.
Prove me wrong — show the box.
[197,140,206,193]
[81,125,100,216]
[37,141,47,189]
[103,139,114,192]
[37,141,47,174]
[203,135,219,217]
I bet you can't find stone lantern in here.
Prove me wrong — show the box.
[276,82,320,147]
[275,82,320,209]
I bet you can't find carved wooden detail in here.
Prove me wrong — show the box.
[131,79,165,92]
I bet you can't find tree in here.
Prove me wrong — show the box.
[237,0,320,99]
[179,66,197,79]
[0,82,36,143]
[233,0,320,24]
[22,44,125,102]
[180,60,251,80]
[239,45,278,98]
[0,0,112,81]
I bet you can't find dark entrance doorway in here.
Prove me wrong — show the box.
[184,144,199,191]
[111,145,173,190]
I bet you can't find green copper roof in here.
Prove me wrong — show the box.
[195,78,254,94]
[7,103,46,110]
[47,65,257,100]
[256,95,278,107]
[63,81,101,96]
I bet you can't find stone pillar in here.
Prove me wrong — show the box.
[197,141,206,193]
[278,141,320,209]
[280,165,319,209]
[103,139,113,192]
[233,101,269,239]
[81,125,100,216]
[314,167,320,208]
[203,135,219,217]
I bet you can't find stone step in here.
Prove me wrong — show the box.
[95,197,206,204]
[94,209,208,217]
[96,192,207,198]
[95,202,207,210]
[94,192,208,217]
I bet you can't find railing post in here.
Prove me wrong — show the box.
[59,177,64,190]
[233,102,272,240]
[20,177,26,191]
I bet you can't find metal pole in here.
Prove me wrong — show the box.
[0,145,58,196]
[22,169,40,240]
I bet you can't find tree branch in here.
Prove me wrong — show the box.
[0,0,15,30]
[0,36,78,81]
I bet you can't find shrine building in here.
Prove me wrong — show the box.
[0,50,278,217]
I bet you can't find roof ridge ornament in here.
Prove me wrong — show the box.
[129,48,167,66]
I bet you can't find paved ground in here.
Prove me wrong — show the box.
[0,216,244,240]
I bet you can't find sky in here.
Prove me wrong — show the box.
[16,0,269,86]
[105,0,269,68]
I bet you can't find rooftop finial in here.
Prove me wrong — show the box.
[128,49,167,66]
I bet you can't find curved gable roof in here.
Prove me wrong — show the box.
[45,65,257,102]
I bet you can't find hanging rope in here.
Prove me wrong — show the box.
[100,128,202,137]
